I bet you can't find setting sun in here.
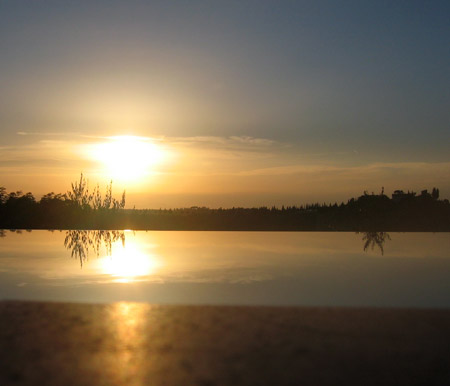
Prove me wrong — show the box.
[86,136,167,182]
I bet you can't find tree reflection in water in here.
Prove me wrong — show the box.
[359,231,391,255]
[64,230,126,267]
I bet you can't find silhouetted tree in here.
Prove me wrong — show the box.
[0,182,449,230]
[0,187,7,205]
[432,188,440,200]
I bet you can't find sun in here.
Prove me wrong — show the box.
[88,136,166,181]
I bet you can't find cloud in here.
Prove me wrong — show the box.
[160,135,276,148]
[0,140,91,174]
[228,136,275,146]
[130,135,283,164]
[4,135,449,180]
[2,134,449,203]
[15,132,277,150]
[236,161,450,177]
[17,131,88,137]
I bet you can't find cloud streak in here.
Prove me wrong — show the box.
[236,162,450,177]
[1,135,449,205]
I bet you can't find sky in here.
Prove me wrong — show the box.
[0,0,449,208]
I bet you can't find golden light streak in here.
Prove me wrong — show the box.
[100,238,160,283]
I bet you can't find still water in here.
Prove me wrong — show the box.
[0,230,449,308]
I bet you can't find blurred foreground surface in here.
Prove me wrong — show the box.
[1,301,450,386]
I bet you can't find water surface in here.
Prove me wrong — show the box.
[0,230,449,308]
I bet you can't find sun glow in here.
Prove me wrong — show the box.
[88,136,167,181]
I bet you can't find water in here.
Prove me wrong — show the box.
[0,230,449,308]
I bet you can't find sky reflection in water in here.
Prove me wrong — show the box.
[0,230,449,308]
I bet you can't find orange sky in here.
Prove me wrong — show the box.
[1,134,449,208]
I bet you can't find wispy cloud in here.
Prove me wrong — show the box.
[237,161,450,177]
[160,135,276,149]
[2,134,449,202]
[0,140,90,173]
[16,132,277,150]
[16,131,100,138]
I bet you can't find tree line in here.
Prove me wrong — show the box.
[0,176,449,231]
[0,174,125,229]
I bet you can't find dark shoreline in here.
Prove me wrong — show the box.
[2,227,450,232]
[2,187,450,231]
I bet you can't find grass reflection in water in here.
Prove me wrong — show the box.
[64,230,126,267]
[64,230,159,282]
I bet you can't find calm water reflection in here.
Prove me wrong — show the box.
[0,230,449,308]
[358,231,391,255]
[64,230,126,267]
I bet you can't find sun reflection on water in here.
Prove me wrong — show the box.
[100,239,160,283]
[63,230,161,283]
[108,302,148,382]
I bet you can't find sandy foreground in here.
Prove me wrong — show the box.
[1,301,450,385]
